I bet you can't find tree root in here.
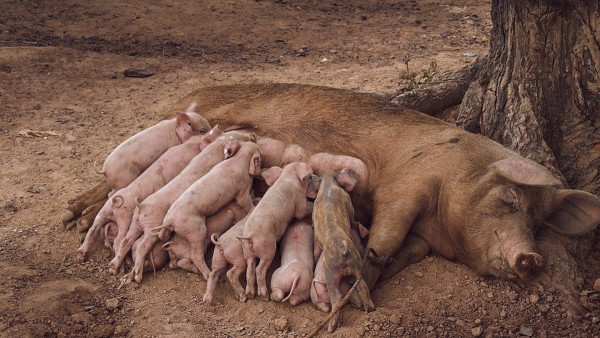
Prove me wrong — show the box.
[61,182,110,229]
[386,55,488,117]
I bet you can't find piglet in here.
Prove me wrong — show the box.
[270,218,314,305]
[238,162,320,301]
[108,131,254,275]
[131,237,169,273]
[96,102,211,192]
[162,202,247,274]
[203,211,253,305]
[312,169,375,332]
[76,125,223,261]
[135,140,261,282]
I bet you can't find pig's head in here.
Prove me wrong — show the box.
[175,102,211,141]
[291,162,320,199]
[454,156,600,280]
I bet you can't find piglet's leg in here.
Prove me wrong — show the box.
[203,266,226,305]
[256,257,273,301]
[177,258,200,274]
[109,214,142,275]
[186,222,210,281]
[77,206,111,261]
[326,280,344,333]
[227,264,247,303]
[381,234,430,280]
[245,258,256,299]
[131,231,160,283]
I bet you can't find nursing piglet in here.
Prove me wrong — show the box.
[203,211,253,305]
[76,125,223,261]
[270,218,314,305]
[108,131,254,275]
[313,169,375,332]
[96,102,211,192]
[238,162,320,301]
[131,237,169,273]
[139,141,261,282]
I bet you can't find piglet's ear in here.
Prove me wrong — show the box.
[490,157,561,187]
[294,162,314,183]
[248,153,261,176]
[224,140,241,159]
[175,112,193,142]
[261,166,283,186]
[335,168,360,192]
[545,189,600,235]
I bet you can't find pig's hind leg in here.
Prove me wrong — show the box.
[109,211,142,275]
[226,263,247,303]
[77,202,112,261]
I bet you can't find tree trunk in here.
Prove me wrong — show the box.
[457,0,600,194]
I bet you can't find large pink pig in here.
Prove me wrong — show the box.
[140,141,261,282]
[270,218,314,305]
[203,211,252,305]
[238,162,320,301]
[96,102,211,192]
[76,125,223,261]
[108,131,256,275]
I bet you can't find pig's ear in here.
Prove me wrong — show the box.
[224,140,241,159]
[544,189,600,235]
[261,166,283,186]
[186,102,197,113]
[175,112,193,142]
[295,162,314,183]
[304,174,321,199]
[335,168,360,192]
[205,124,224,141]
[490,157,561,187]
[248,153,261,176]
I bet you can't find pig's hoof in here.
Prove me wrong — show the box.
[245,291,255,300]
[237,294,247,303]
[108,265,118,275]
[202,294,212,305]
[60,210,75,223]
[316,303,331,312]
[76,249,86,262]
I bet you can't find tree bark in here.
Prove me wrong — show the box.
[457,0,600,194]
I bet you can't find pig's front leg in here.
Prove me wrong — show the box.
[77,204,111,261]
[186,218,210,280]
[203,262,227,305]
[363,184,425,289]
[325,275,345,333]
[380,233,430,280]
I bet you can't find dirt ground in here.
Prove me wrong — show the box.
[1,0,599,337]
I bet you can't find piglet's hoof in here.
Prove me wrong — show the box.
[236,294,247,303]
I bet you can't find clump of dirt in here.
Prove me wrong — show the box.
[1,0,598,337]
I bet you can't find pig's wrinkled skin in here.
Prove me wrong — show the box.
[145,143,260,283]
[108,131,255,276]
[97,102,211,192]
[270,218,314,305]
[203,211,252,305]
[238,162,320,301]
[76,125,223,261]
[167,84,600,290]
[313,169,375,332]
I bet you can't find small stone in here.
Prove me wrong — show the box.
[427,326,434,332]
[456,319,465,326]
[273,317,288,331]
[519,326,534,336]
[92,324,114,338]
[593,278,600,291]
[33,104,41,110]
[487,292,493,299]
[357,327,365,335]
[474,318,482,325]
[3,200,18,213]
[373,324,381,331]
[499,310,507,318]
[509,291,519,301]
[414,271,424,278]
[447,317,456,322]
[106,298,119,311]
[390,314,401,325]
[529,294,540,304]
[405,285,414,292]
[114,325,125,335]
[591,317,599,324]
[546,295,554,302]
[471,326,483,336]
[71,312,92,324]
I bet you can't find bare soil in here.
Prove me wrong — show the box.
[1,1,599,337]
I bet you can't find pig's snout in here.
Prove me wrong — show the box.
[512,252,543,279]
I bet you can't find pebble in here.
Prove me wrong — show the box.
[529,294,540,304]
[71,312,92,324]
[106,298,119,311]
[92,324,114,338]
[373,324,381,331]
[357,327,365,336]
[519,326,534,336]
[592,317,599,324]
[273,317,288,331]
[593,278,600,291]
[427,326,434,332]
[414,271,424,278]
[114,325,125,335]
[474,318,482,325]
[471,326,483,336]
[3,200,18,213]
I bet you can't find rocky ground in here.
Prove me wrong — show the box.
[1,0,599,337]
